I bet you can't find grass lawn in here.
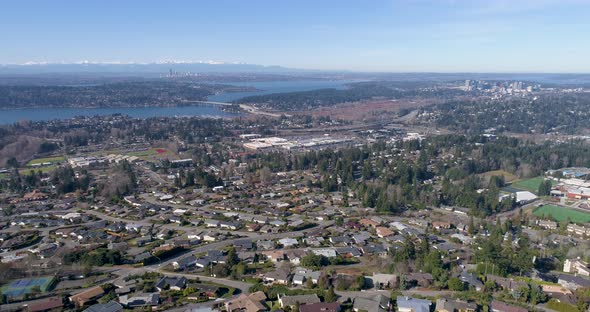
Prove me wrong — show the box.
[547,299,580,312]
[19,165,57,175]
[511,176,555,194]
[127,149,158,157]
[533,204,590,223]
[478,170,518,183]
[128,148,173,161]
[26,155,65,166]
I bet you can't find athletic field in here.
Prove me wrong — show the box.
[533,204,590,223]
[511,177,555,194]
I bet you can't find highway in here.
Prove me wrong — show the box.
[183,100,287,117]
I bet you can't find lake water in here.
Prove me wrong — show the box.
[207,79,354,102]
[0,80,354,124]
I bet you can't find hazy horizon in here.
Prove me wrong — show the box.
[2,0,590,73]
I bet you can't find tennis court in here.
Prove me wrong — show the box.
[1,276,56,298]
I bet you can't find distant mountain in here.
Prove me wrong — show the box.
[0,61,296,75]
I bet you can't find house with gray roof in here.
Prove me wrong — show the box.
[83,301,123,312]
[435,298,477,312]
[119,293,159,308]
[558,274,590,291]
[155,276,187,291]
[397,296,431,312]
[278,294,321,308]
[292,267,322,285]
[353,294,390,312]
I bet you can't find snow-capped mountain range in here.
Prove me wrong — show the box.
[0,60,293,74]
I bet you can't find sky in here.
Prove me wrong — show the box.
[1,0,590,72]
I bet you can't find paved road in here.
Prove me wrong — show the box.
[145,269,252,294]
[152,221,330,268]
[161,300,228,312]
[84,209,185,232]
[97,221,332,298]
[335,289,455,300]
[140,166,170,186]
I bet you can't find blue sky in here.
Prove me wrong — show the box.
[1,0,589,72]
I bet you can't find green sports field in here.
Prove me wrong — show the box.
[511,177,555,194]
[533,204,590,223]
[26,155,65,166]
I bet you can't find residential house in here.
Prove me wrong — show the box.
[269,220,286,227]
[375,227,394,238]
[435,298,477,312]
[365,273,398,289]
[362,244,388,258]
[263,268,290,285]
[205,219,220,228]
[168,215,182,224]
[558,274,590,291]
[155,276,187,291]
[27,296,63,312]
[389,221,408,231]
[450,233,473,245]
[279,238,299,248]
[352,232,371,245]
[257,240,275,250]
[220,221,240,230]
[388,235,406,244]
[311,248,337,258]
[263,250,285,262]
[118,293,160,308]
[304,237,325,247]
[397,296,431,312]
[360,219,380,228]
[336,246,362,258]
[486,275,527,292]
[432,221,452,230]
[489,300,527,312]
[433,243,456,253]
[83,301,124,312]
[125,223,142,232]
[134,252,152,265]
[460,271,484,291]
[353,294,390,312]
[69,286,105,307]
[253,216,268,224]
[135,236,152,247]
[409,219,429,228]
[234,239,254,251]
[285,249,308,265]
[226,291,268,312]
[300,302,341,312]
[330,236,352,246]
[172,255,198,270]
[407,273,433,287]
[292,268,322,286]
[278,294,321,308]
